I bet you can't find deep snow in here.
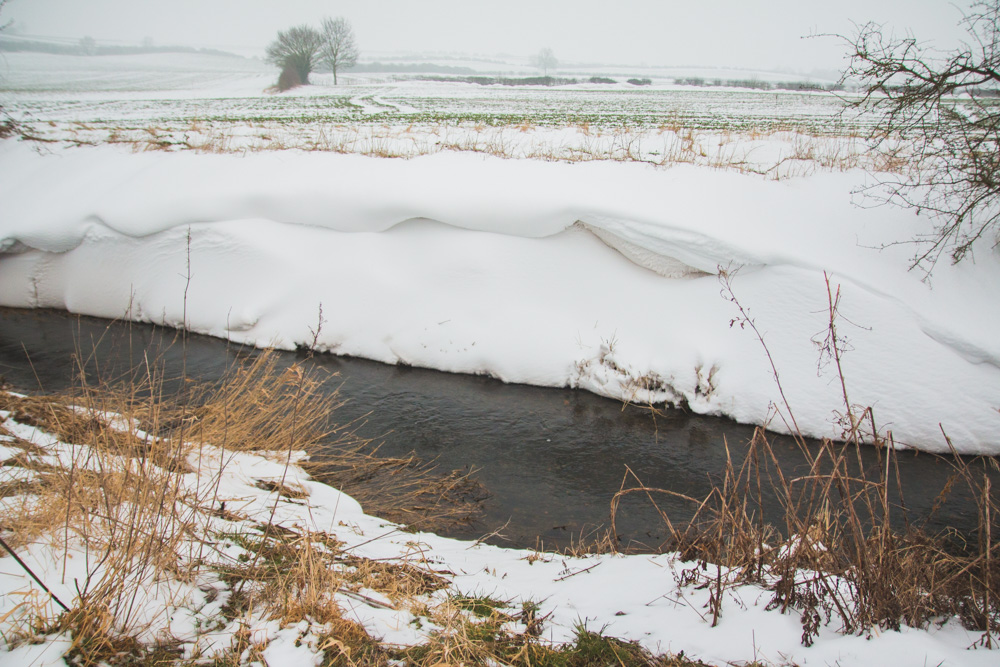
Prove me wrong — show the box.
[0,142,998,452]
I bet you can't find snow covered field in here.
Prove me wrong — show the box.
[1,51,998,453]
[1,51,873,171]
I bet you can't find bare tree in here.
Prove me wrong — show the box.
[79,35,97,55]
[320,16,359,86]
[532,47,558,76]
[266,25,324,86]
[843,1,1000,271]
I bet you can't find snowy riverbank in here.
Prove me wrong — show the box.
[1,388,995,667]
[1,141,998,452]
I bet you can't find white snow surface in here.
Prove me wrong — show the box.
[0,406,995,667]
[1,141,999,453]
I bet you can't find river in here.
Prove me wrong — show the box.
[0,307,991,551]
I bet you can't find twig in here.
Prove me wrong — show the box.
[0,535,70,612]
[469,519,510,549]
[553,561,601,582]
[719,266,806,449]
[338,588,396,611]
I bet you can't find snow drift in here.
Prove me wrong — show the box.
[1,141,998,453]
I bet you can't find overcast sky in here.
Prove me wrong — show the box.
[2,0,975,74]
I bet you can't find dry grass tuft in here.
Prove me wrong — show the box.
[220,528,347,625]
[0,346,486,663]
[307,448,487,533]
[164,351,485,532]
[316,617,391,666]
[172,351,336,455]
[612,270,1000,646]
[207,525,402,666]
[52,606,184,667]
[397,602,702,667]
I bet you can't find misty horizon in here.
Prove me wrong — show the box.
[0,0,973,77]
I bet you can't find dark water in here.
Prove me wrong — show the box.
[0,307,994,550]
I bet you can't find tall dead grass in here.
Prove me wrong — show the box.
[19,118,888,179]
[611,270,1000,646]
[0,342,482,664]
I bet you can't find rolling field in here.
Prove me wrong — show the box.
[1,51,887,174]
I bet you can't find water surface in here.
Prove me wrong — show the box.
[0,307,991,550]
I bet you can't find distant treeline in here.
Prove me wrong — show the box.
[675,76,1000,96]
[416,75,653,87]
[0,37,241,59]
[675,77,845,92]
[345,62,478,74]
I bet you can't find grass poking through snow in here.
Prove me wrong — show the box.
[0,349,486,666]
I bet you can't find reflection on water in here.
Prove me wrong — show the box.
[0,307,993,550]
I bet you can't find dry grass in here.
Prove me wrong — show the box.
[0,347,487,665]
[306,446,487,533]
[162,351,486,532]
[0,348,348,644]
[15,117,902,180]
[183,524,398,667]
[397,599,706,667]
[609,270,1000,647]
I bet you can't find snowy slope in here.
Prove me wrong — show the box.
[0,51,273,97]
[0,142,998,452]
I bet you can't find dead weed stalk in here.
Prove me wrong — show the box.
[612,269,1000,646]
[0,339,483,663]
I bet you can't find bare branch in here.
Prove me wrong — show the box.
[841,1,1000,273]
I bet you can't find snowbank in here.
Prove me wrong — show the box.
[1,141,998,452]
